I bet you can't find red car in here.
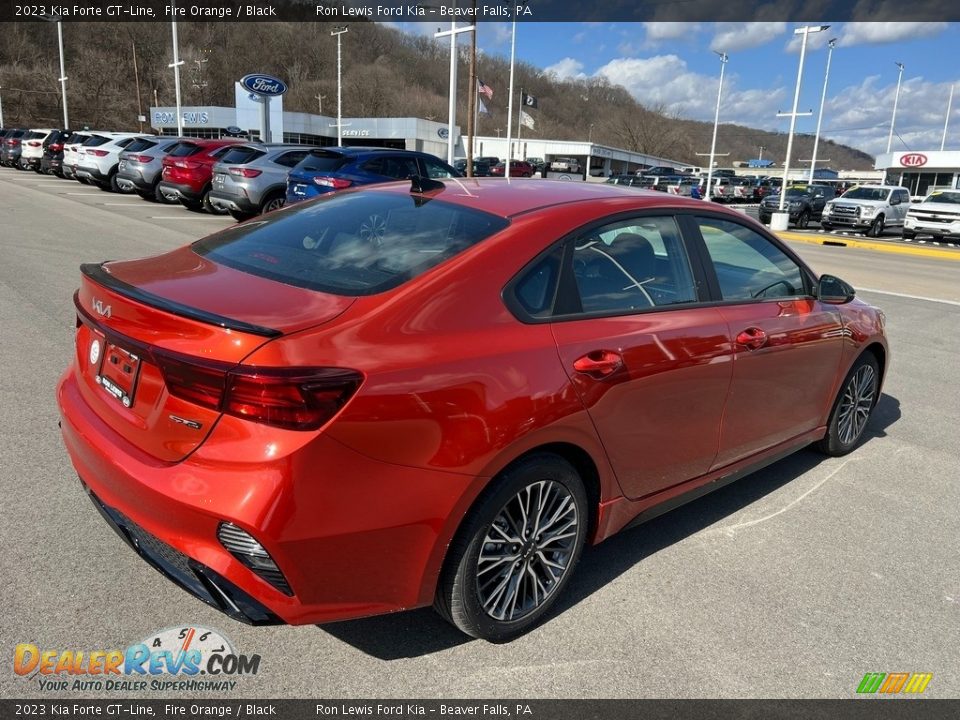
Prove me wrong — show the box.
[490,160,535,177]
[58,179,888,641]
[158,137,244,213]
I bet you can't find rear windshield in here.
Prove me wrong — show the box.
[26,131,47,140]
[219,146,266,164]
[295,151,348,173]
[66,133,87,144]
[83,135,111,147]
[165,142,201,157]
[124,137,158,153]
[193,190,509,296]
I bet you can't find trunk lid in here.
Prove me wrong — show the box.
[73,247,355,461]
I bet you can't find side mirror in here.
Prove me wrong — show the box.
[817,274,856,304]
[890,195,900,206]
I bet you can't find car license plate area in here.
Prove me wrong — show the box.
[95,341,142,408]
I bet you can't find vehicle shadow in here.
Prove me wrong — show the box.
[317,393,901,658]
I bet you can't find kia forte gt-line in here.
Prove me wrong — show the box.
[57,178,888,642]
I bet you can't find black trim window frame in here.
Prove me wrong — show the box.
[503,209,715,324]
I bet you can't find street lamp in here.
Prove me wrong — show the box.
[941,84,954,152]
[434,20,474,164]
[331,26,348,146]
[705,51,728,203]
[40,15,69,128]
[808,37,837,183]
[886,62,904,154]
[169,1,185,136]
[0,85,4,128]
[776,24,829,219]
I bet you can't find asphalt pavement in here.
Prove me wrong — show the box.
[1,169,958,700]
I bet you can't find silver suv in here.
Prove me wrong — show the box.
[208,144,311,221]
[117,136,190,202]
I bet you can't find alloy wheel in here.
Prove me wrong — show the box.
[476,480,579,622]
[837,364,877,446]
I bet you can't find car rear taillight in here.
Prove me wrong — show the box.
[6,139,20,146]
[228,167,262,178]
[131,155,153,163]
[27,141,42,147]
[86,149,108,157]
[154,351,362,431]
[49,143,63,152]
[173,159,201,169]
[312,176,352,189]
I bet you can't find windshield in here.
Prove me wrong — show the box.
[924,191,960,204]
[841,187,889,201]
[193,190,509,296]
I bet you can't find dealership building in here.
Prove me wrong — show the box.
[875,150,960,196]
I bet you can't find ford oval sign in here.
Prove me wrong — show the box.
[240,74,288,97]
[900,153,927,168]
[438,127,449,139]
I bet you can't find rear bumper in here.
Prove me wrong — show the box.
[76,164,110,182]
[208,190,258,214]
[57,366,480,626]
[117,167,158,192]
[159,180,204,202]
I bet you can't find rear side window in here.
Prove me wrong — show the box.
[296,151,348,173]
[274,151,309,168]
[219,146,267,164]
[124,138,158,153]
[194,191,509,296]
[26,131,46,140]
[83,135,111,147]
[66,133,87,144]
[165,142,200,157]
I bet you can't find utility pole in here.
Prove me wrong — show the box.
[192,49,210,106]
[315,93,326,115]
[758,145,765,163]
[330,26,349,146]
[132,41,144,132]
[169,1,185,136]
[808,38,837,183]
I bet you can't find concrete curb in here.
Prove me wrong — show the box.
[776,230,960,261]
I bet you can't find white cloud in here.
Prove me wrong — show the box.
[644,22,698,42]
[542,57,586,81]
[839,22,948,47]
[711,22,787,53]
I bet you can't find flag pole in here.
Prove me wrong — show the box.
[516,87,523,155]
[505,18,517,179]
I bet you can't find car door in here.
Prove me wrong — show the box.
[810,187,828,217]
[689,216,845,468]
[890,188,910,225]
[547,215,733,499]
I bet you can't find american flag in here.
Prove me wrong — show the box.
[477,79,494,100]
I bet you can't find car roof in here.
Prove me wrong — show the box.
[367,177,732,219]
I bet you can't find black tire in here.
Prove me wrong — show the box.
[259,192,286,215]
[865,215,885,238]
[108,170,121,193]
[180,198,204,212]
[821,222,834,231]
[155,181,175,203]
[434,453,588,642]
[77,176,90,185]
[816,353,880,457]
[136,190,154,201]
[796,210,810,229]
[202,187,228,215]
[229,210,256,222]
[758,214,771,225]
[902,230,915,239]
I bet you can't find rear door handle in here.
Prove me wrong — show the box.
[573,350,624,378]
[736,327,768,350]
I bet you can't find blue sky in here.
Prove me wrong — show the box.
[394,22,959,158]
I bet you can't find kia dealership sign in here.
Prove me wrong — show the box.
[899,153,928,168]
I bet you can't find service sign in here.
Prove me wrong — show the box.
[240,74,288,97]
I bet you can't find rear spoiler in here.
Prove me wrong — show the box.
[80,263,281,338]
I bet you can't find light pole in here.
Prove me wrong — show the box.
[55,19,68,128]
[434,21,474,164]
[169,1,185,136]
[505,12,519,178]
[0,85,4,128]
[886,62,904,154]
[808,37,837,183]
[315,93,326,115]
[758,145,765,163]
[942,84,954,151]
[705,51,728,203]
[331,26,348,146]
[777,24,828,217]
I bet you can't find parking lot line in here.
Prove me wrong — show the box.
[856,287,960,307]
[149,215,227,220]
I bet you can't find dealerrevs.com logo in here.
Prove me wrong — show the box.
[14,626,260,693]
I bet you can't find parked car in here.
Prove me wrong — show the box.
[58,179,887,642]
[75,132,144,191]
[208,144,312,221]
[641,166,678,176]
[549,157,581,173]
[61,132,91,180]
[490,160,535,177]
[524,157,545,174]
[820,185,911,237]
[116,136,191,202]
[902,189,960,241]
[19,128,57,171]
[158,137,245,213]
[474,155,500,168]
[758,184,833,228]
[285,147,459,205]
[453,159,491,177]
[1,129,27,168]
[40,130,72,175]
[752,177,782,201]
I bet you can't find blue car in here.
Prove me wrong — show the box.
[286,147,461,205]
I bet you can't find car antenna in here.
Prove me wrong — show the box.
[409,175,445,194]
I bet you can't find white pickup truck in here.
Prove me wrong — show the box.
[903,189,960,241]
[820,185,911,237]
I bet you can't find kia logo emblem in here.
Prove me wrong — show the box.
[900,153,927,167]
